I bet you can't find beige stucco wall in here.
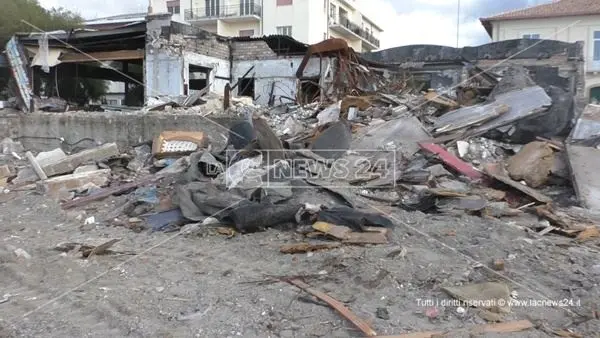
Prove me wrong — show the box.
[218,21,260,37]
[491,15,600,98]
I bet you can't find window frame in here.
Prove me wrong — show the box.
[276,26,292,36]
[594,31,600,61]
[522,33,541,40]
[239,29,254,37]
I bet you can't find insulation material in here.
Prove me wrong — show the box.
[152,131,208,158]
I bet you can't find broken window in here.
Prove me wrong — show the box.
[189,64,211,91]
[238,78,255,98]
[277,26,292,36]
[522,34,540,39]
[239,29,254,37]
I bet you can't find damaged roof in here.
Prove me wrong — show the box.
[15,23,147,52]
[233,35,308,55]
[480,0,600,36]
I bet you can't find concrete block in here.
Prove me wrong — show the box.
[12,148,68,185]
[36,169,111,199]
[74,164,100,174]
[43,143,119,177]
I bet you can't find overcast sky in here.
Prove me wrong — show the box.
[38,0,554,48]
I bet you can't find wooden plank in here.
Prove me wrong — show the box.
[61,175,158,209]
[484,163,552,203]
[59,49,144,63]
[419,143,483,180]
[286,279,377,336]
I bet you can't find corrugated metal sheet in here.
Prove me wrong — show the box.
[5,37,33,112]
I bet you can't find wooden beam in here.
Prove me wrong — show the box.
[59,50,144,63]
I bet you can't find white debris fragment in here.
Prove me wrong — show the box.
[457,141,470,158]
[84,216,96,225]
[317,102,341,126]
[14,248,31,260]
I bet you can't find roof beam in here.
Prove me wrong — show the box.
[59,49,144,63]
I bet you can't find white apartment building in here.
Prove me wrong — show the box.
[480,0,600,102]
[179,0,382,52]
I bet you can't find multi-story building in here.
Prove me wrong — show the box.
[480,0,600,102]
[182,0,382,52]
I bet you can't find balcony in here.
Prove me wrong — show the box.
[185,4,262,23]
[329,16,380,49]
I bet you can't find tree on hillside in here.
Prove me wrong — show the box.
[0,0,81,48]
[1,0,107,104]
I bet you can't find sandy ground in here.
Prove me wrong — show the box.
[0,190,599,337]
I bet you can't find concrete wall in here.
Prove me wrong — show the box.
[145,48,185,98]
[0,111,235,152]
[232,40,278,60]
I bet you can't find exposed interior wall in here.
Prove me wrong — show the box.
[145,48,184,98]
[232,56,331,106]
[184,51,230,94]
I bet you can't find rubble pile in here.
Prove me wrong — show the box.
[2,62,599,246]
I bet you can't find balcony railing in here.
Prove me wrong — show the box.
[331,16,380,48]
[185,3,262,21]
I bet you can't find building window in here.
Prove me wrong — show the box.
[522,33,540,39]
[277,26,292,36]
[277,0,293,6]
[107,99,118,105]
[239,29,254,37]
[594,31,600,61]
[205,0,220,17]
[329,4,336,19]
[167,0,180,14]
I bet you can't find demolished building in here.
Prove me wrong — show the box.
[2,13,333,112]
[4,11,600,338]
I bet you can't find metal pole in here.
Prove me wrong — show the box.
[456,0,460,48]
